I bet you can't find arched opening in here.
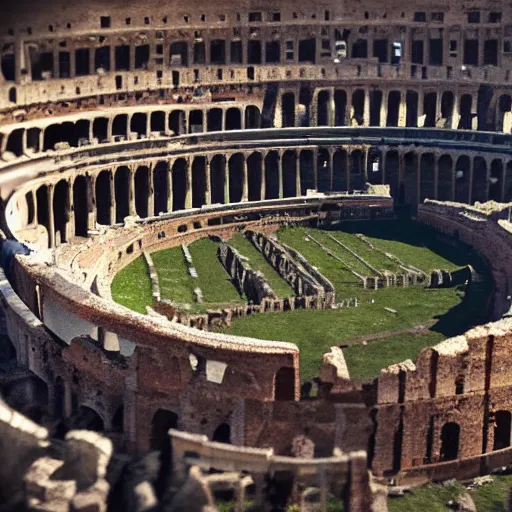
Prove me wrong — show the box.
[212,423,231,444]
[459,94,473,130]
[441,91,454,127]
[26,127,41,153]
[494,411,511,450]
[69,405,104,432]
[455,156,471,203]
[3,376,49,424]
[351,89,365,126]
[192,157,206,208]
[207,108,223,132]
[472,157,487,204]
[247,153,262,201]
[53,377,65,419]
[153,162,169,215]
[36,185,49,244]
[93,117,108,142]
[350,150,364,191]
[419,153,435,203]
[75,120,90,145]
[8,86,16,104]
[369,89,382,126]
[61,121,75,146]
[489,159,504,202]
[317,148,331,192]
[225,108,241,130]
[423,92,437,127]
[282,150,298,197]
[151,111,166,134]
[438,155,453,201]
[130,113,147,138]
[114,167,130,223]
[95,171,111,225]
[299,150,315,195]
[228,154,243,203]
[43,124,64,151]
[406,91,419,127]
[440,422,460,461]
[134,166,149,218]
[112,115,128,140]
[402,152,417,206]
[367,149,382,185]
[333,150,348,191]
[172,159,187,211]
[53,180,69,245]
[317,90,330,126]
[245,106,261,129]
[386,91,401,127]
[264,151,279,199]
[282,92,295,128]
[210,155,226,204]
[150,409,179,451]
[169,110,186,135]
[111,406,124,433]
[170,41,188,67]
[384,150,399,200]
[275,367,295,401]
[6,128,24,156]
[73,176,88,237]
[334,90,347,126]
[189,110,203,133]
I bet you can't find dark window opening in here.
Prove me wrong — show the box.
[100,16,111,28]
[249,12,262,22]
[429,39,443,66]
[75,48,90,76]
[351,39,367,59]
[299,39,316,63]
[412,40,424,64]
[484,40,498,66]
[95,46,110,71]
[210,40,226,65]
[467,11,480,23]
[414,12,426,22]
[115,45,130,71]
[58,51,70,78]
[135,45,150,69]
[247,40,262,64]
[231,41,242,63]
[194,42,205,64]
[464,39,479,66]
[266,41,280,63]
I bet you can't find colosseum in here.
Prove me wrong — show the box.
[1,0,512,510]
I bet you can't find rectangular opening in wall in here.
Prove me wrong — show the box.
[467,11,480,23]
[172,70,179,86]
[75,48,90,75]
[58,51,70,78]
[135,45,150,69]
[247,40,262,64]
[231,41,242,63]
[115,45,130,71]
[115,75,123,90]
[298,39,316,63]
[95,46,110,71]
[194,42,205,64]
[266,41,280,63]
[489,12,501,23]
[100,16,111,28]
[429,39,443,66]
[30,51,53,80]
[463,39,479,65]
[210,39,226,64]
[248,12,262,22]
[484,39,498,66]
[414,12,426,22]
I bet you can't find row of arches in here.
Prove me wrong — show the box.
[4,105,262,157]
[29,149,512,247]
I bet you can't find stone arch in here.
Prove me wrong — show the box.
[130,113,147,138]
[189,110,203,133]
[210,154,226,204]
[489,159,504,202]
[245,105,261,129]
[192,157,206,208]
[150,409,179,451]
[441,91,455,126]
[8,86,16,103]
[275,367,295,401]
[228,153,243,203]
[6,128,23,156]
[282,150,298,197]
[225,108,241,130]
[112,114,128,139]
[459,94,473,130]
[455,156,471,203]
[351,89,365,126]
[440,422,460,461]
[26,127,41,153]
[406,91,419,127]
[333,149,348,191]
[69,405,105,432]
[207,108,223,132]
[403,152,418,206]
[114,166,130,223]
[438,155,453,201]
[53,179,69,245]
[72,176,88,237]
[264,151,279,200]
[172,159,187,211]
[35,186,49,244]
[95,170,111,225]
[153,161,169,215]
[247,152,262,201]
[93,117,108,142]
[423,92,437,128]
[3,375,49,424]
[134,166,149,218]
[151,111,166,134]
[212,423,231,444]
[43,124,64,151]
[317,148,331,192]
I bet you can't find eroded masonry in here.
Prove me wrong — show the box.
[1,0,512,510]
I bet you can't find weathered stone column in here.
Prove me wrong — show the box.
[451,92,460,129]
[380,90,388,127]
[147,163,155,217]
[128,166,136,216]
[242,155,249,202]
[260,151,267,200]
[363,147,369,185]
[146,113,152,138]
[363,88,370,127]
[329,87,335,127]
[107,117,114,142]
[278,150,284,198]
[109,170,116,224]
[313,147,319,190]
[167,160,174,212]
[47,184,55,248]
[295,151,301,196]
[435,92,442,126]
[345,150,351,192]
[224,156,230,204]
[468,156,475,204]
[205,157,211,205]
[185,157,192,209]
[398,92,407,127]
[381,149,387,185]
[329,148,335,191]
[433,154,439,200]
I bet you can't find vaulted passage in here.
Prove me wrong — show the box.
[282,151,297,198]
[134,166,149,218]
[189,110,203,133]
[419,153,435,202]
[438,155,453,201]
[317,148,331,192]
[212,423,231,444]
[367,150,382,185]
[406,91,419,127]
[472,157,487,204]
[385,151,399,200]
[95,171,111,225]
[317,90,330,126]
[403,152,418,205]
[112,115,128,140]
[115,167,130,223]
[455,156,470,203]
[192,157,206,208]
[333,150,348,191]
[334,90,347,126]
[53,180,69,245]
[386,91,400,127]
[151,111,166,134]
[172,159,187,211]
[441,92,454,127]
[459,95,473,130]
[73,176,88,237]
[493,411,511,451]
[93,117,108,141]
[350,150,364,191]
[245,106,261,129]
[352,90,365,126]
[275,367,295,401]
[489,160,503,202]
[282,92,295,128]
[423,93,437,127]
[210,155,226,204]
[228,154,243,203]
[369,90,382,126]
[153,162,169,215]
[69,406,104,432]
[207,108,222,132]
[264,152,279,200]
[151,409,179,451]
[170,110,186,135]
[225,108,241,130]
[247,153,262,201]
[299,150,315,195]
[440,422,460,461]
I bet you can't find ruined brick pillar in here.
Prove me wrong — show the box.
[205,157,211,205]
[242,155,248,202]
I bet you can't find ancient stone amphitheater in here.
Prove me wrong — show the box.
[1,0,512,510]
